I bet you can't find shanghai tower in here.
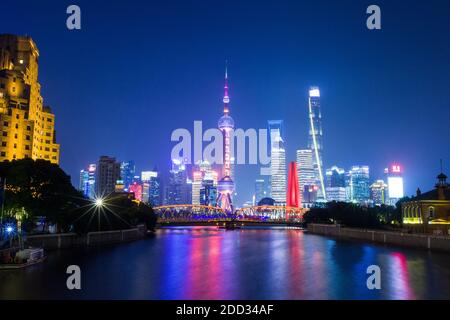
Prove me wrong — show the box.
[307,87,326,201]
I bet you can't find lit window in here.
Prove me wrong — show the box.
[19,59,24,64]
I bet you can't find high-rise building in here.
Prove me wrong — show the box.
[120,161,135,191]
[79,164,96,198]
[142,170,161,206]
[96,156,121,196]
[129,181,143,202]
[192,160,218,205]
[325,166,347,202]
[0,34,59,163]
[79,170,89,197]
[200,179,217,206]
[217,65,235,213]
[370,180,388,206]
[307,87,326,201]
[287,162,301,208]
[254,179,268,204]
[165,158,190,205]
[269,120,286,204]
[349,165,370,204]
[296,149,316,206]
[385,164,404,206]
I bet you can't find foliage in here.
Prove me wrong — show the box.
[303,201,404,229]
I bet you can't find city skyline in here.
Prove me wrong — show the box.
[1,0,449,206]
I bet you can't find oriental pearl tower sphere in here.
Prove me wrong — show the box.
[217,65,235,214]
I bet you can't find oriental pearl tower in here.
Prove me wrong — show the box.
[217,64,235,214]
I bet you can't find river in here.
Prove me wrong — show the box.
[1,226,449,299]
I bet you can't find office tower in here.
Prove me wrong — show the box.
[129,181,143,201]
[370,180,388,206]
[200,179,217,206]
[142,170,161,206]
[287,162,301,208]
[307,87,326,201]
[385,164,404,205]
[349,165,370,204]
[79,170,89,197]
[79,164,96,198]
[296,149,316,206]
[96,156,121,196]
[269,120,286,204]
[217,65,235,213]
[192,160,218,205]
[192,170,203,205]
[0,34,59,163]
[325,166,347,202]
[165,158,190,205]
[120,161,135,191]
[254,179,268,204]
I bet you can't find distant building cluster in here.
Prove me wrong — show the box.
[79,157,161,207]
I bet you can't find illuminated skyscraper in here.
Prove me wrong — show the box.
[326,166,347,202]
[370,179,388,206]
[165,159,190,205]
[79,164,96,198]
[349,165,370,204]
[296,149,316,206]
[307,87,326,201]
[385,164,404,205]
[96,156,121,196]
[217,65,235,213]
[141,170,161,206]
[129,181,143,201]
[120,161,135,192]
[254,179,268,204]
[269,120,286,204]
[0,34,59,163]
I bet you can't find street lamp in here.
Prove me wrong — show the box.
[95,198,104,207]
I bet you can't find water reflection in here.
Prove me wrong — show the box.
[0,226,449,300]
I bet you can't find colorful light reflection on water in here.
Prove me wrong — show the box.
[0,226,449,299]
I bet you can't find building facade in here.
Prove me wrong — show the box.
[0,34,59,163]
[296,149,316,206]
[325,166,347,202]
[269,120,286,204]
[402,171,450,232]
[307,87,326,201]
[370,179,388,206]
[349,165,370,204]
[96,156,121,196]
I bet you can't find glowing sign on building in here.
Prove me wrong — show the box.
[388,177,404,199]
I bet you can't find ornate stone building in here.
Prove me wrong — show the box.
[0,34,59,164]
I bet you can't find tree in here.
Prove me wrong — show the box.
[0,159,84,232]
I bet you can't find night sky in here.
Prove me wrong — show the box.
[1,0,449,205]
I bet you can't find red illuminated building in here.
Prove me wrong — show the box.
[287,161,301,208]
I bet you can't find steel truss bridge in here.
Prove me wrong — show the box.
[153,204,308,223]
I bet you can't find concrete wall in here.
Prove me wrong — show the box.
[308,224,450,253]
[26,225,147,249]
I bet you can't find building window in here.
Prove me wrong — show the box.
[0,152,5,157]
[15,114,19,119]
[428,206,435,218]
[2,132,7,137]
[15,123,18,129]
[3,121,8,127]
[26,135,30,140]
[26,125,31,131]
[13,143,17,149]
[14,134,17,139]
[1,142,6,147]
[25,145,30,150]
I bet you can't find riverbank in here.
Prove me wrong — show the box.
[24,225,148,249]
[307,223,450,253]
